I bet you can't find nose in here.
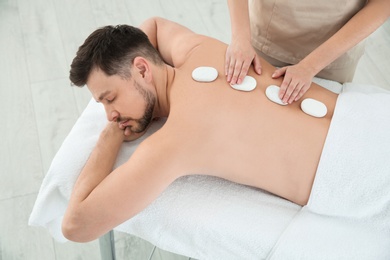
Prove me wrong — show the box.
[106,109,119,122]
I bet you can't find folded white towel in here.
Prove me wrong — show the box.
[268,84,390,259]
[268,208,390,260]
[308,83,390,231]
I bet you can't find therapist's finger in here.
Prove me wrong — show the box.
[252,54,262,75]
[272,67,287,80]
[288,83,304,104]
[278,70,291,99]
[236,60,251,85]
[225,55,231,79]
[282,80,299,104]
[294,84,309,101]
[230,60,244,85]
[226,58,237,83]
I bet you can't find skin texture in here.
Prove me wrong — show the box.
[226,0,390,103]
[62,17,338,242]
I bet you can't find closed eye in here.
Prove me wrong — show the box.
[106,97,115,104]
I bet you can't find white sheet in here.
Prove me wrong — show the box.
[269,83,390,259]
[308,83,390,225]
[29,79,390,259]
[268,208,390,260]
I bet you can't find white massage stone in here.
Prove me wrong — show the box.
[192,66,218,82]
[265,85,287,106]
[230,76,257,91]
[300,98,327,118]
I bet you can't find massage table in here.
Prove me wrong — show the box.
[29,78,390,259]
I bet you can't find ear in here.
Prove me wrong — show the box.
[133,57,152,83]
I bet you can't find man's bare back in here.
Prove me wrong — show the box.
[153,37,337,206]
[63,17,338,242]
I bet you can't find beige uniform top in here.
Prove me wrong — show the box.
[249,0,367,82]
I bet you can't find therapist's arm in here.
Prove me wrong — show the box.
[275,0,390,104]
[225,0,262,85]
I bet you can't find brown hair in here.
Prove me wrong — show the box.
[69,25,163,87]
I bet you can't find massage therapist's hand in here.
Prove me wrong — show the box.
[272,63,315,104]
[225,38,262,85]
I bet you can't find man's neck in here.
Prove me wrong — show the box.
[153,64,175,118]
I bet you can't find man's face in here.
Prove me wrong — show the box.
[87,68,156,137]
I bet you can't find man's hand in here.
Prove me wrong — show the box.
[122,127,145,142]
[225,39,262,85]
[272,63,315,104]
[117,123,146,142]
[115,117,161,142]
[103,121,144,142]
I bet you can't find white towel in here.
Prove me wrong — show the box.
[308,83,390,229]
[117,175,300,259]
[268,83,390,259]
[268,208,390,260]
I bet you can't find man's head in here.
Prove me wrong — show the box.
[70,25,164,136]
[70,24,163,86]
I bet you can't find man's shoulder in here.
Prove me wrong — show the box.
[134,123,181,157]
[171,34,208,67]
[172,35,226,68]
[128,124,190,177]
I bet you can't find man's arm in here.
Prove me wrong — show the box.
[62,123,177,242]
[139,17,203,67]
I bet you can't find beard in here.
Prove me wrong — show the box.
[131,93,155,133]
[117,81,156,133]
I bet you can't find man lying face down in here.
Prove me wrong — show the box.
[63,17,338,242]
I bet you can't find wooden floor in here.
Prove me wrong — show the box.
[0,0,389,259]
